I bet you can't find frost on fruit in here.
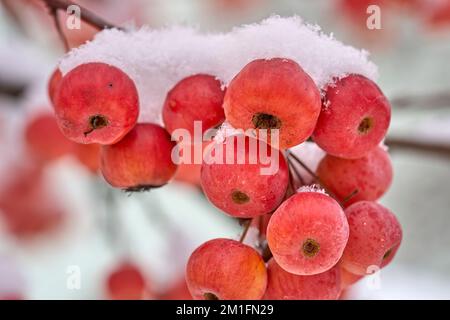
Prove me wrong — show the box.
[59,16,377,125]
[297,184,327,195]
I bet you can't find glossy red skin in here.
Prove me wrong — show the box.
[107,262,147,300]
[54,63,139,145]
[341,201,402,275]
[201,135,289,218]
[339,265,362,290]
[264,259,341,300]
[316,146,393,207]
[100,123,177,189]
[25,112,75,164]
[0,165,63,238]
[186,239,267,300]
[267,192,349,275]
[48,68,62,105]
[163,74,225,135]
[74,143,101,173]
[313,74,391,159]
[223,58,321,149]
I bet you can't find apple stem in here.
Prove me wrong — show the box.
[342,189,359,205]
[287,150,345,205]
[239,219,252,243]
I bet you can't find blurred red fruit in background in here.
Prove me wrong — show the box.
[106,262,149,300]
[24,112,75,164]
[0,165,64,238]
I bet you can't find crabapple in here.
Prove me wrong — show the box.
[100,123,177,191]
[341,201,402,275]
[264,259,341,300]
[73,143,101,173]
[106,262,148,300]
[54,63,139,145]
[24,112,74,164]
[186,238,267,300]
[48,68,62,105]
[267,191,349,275]
[0,165,64,238]
[162,74,225,135]
[340,266,362,290]
[316,146,393,206]
[313,74,391,159]
[201,135,289,218]
[223,58,321,149]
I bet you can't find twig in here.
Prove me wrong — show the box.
[391,91,450,108]
[39,0,123,31]
[342,189,359,205]
[287,156,305,187]
[49,7,69,51]
[239,219,252,243]
[287,150,339,199]
[0,80,27,98]
[385,137,450,158]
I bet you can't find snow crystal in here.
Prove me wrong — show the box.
[59,16,378,124]
[297,184,327,195]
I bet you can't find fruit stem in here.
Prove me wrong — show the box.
[239,219,252,243]
[48,7,69,52]
[342,189,359,205]
[286,155,306,191]
[287,150,342,204]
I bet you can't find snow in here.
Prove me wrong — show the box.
[297,184,327,195]
[59,15,378,124]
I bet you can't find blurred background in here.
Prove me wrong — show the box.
[0,0,449,300]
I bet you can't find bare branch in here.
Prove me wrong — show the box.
[385,137,450,158]
[39,0,123,31]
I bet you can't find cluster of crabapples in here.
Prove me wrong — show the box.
[49,56,401,300]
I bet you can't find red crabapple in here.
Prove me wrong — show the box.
[223,58,321,149]
[100,123,177,191]
[54,63,139,145]
[313,74,391,159]
[48,68,62,105]
[0,165,64,238]
[316,146,393,206]
[339,266,363,290]
[106,262,148,300]
[73,143,101,173]
[341,201,402,275]
[162,74,225,135]
[267,191,349,275]
[264,258,341,300]
[24,112,74,164]
[186,238,267,300]
[201,135,289,218]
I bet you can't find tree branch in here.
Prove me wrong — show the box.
[39,0,123,31]
[390,91,450,108]
[385,137,450,158]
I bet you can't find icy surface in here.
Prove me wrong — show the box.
[59,16,378,124]
[297,184,327,195]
